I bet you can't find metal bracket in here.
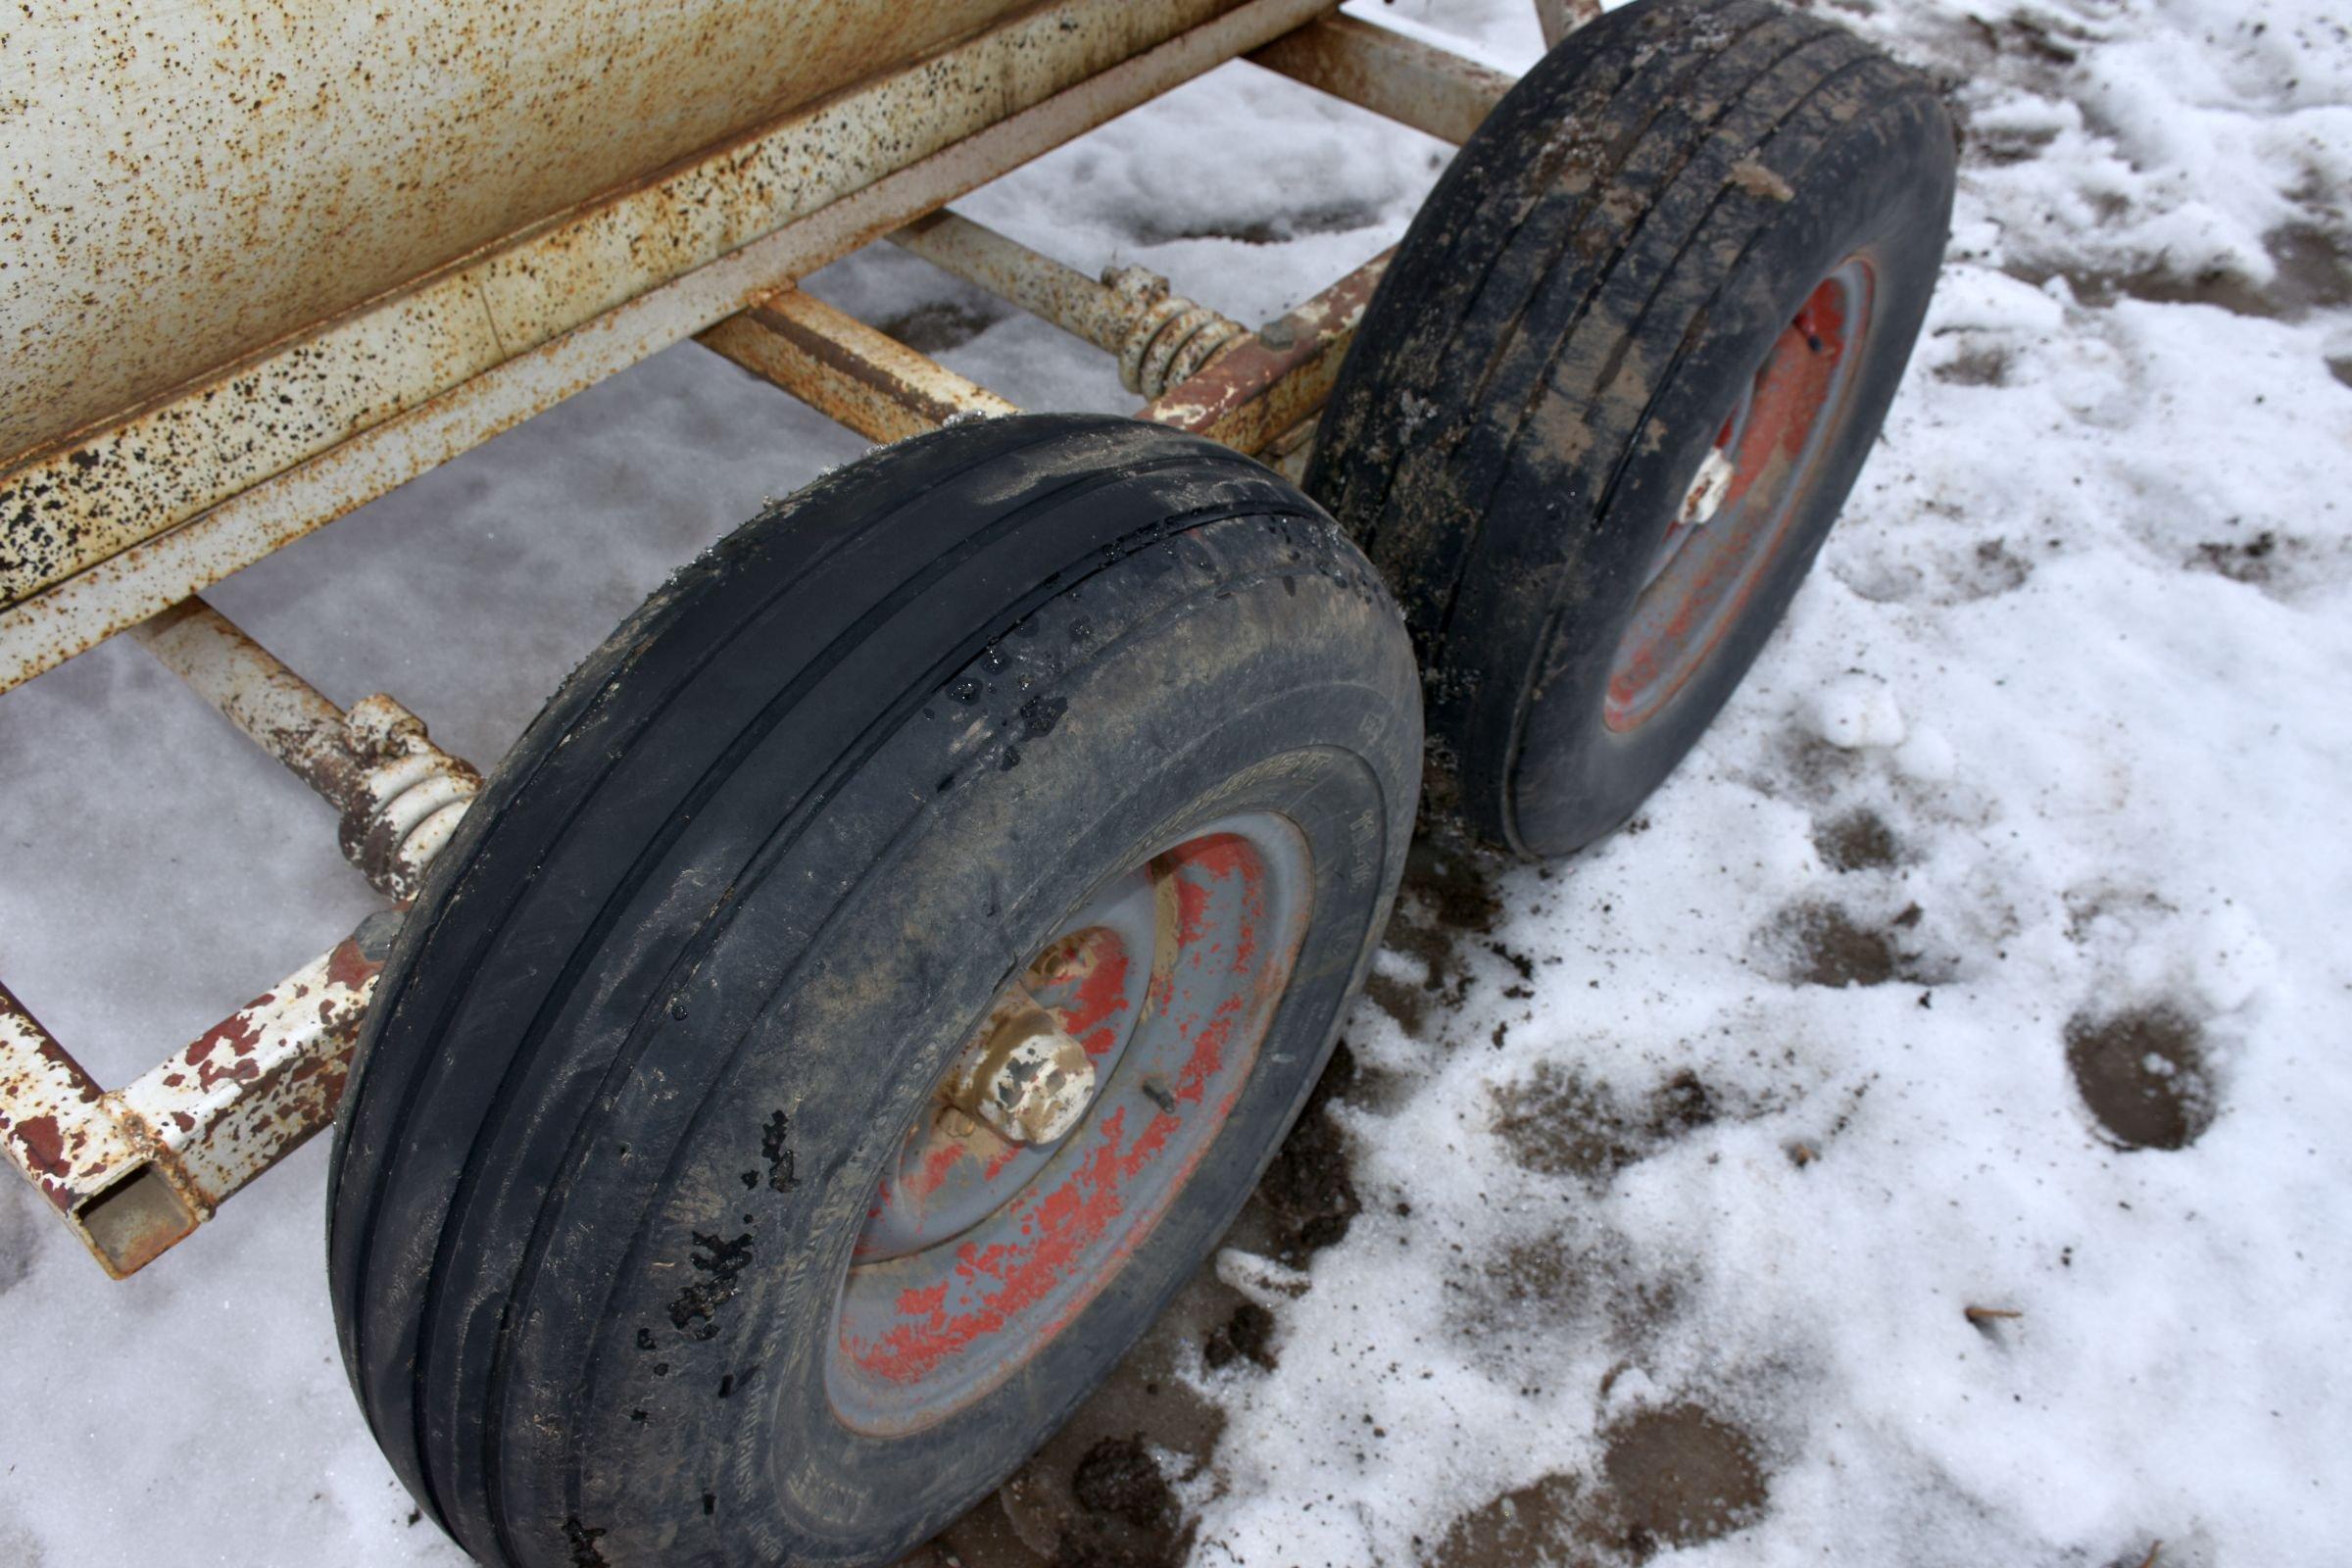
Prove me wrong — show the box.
[1250,13,1514,146]
[891,210,1251,400]
[1,597,472,1275]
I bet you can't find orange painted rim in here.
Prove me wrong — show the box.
[825,814,1311,1436]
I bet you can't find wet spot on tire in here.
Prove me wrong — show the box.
[562,1515,612,1567]
[1018,693,1067,740]
[760,1109,797,1192]
[2066,1003,2216,1150]
[667,1231,753,1340]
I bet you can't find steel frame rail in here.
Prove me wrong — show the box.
[0,9,1538,1278]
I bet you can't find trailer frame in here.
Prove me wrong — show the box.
[0,2,1565,1278]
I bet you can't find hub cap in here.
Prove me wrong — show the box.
[827,814,1311,1435]
[1605,257,1877,732]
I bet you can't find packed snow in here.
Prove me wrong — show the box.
[2,1,2347,1564]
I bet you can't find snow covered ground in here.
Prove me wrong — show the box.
[3,0,2348,1564]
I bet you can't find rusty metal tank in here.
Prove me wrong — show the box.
[1,0,1277,665]
[2,1,1033,461]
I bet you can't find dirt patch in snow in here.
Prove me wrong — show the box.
[1364,840,1508,1038]
[1813,808,1902,872]
[916,1036,1383,1567]
[1934,343,2012,385]
[1598,1403,1770,1557]
[1464,1229,1687,1367]
[1200,1299,1277,1372]
[1422,1471,1590,1568]
[2190,528,2284,584]
[1128,197,1387,248]
[1070,1436,1178,1535]
[2009,223,2352,323]
[1767,901,1939,989]
[2066,1003,2217,1151]
[1253,1041,1366,1265]
[1492,1063,1723,1184]
[1421,1403,1769,1567]
[921,1275,1225,1568]
[875,298,1007,355]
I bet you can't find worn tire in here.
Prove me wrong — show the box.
[1309,0,1954,856]
[326,415,1420,1565]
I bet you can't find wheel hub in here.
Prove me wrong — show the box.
[943,982,1100,1147]
[826,815,1311,1436]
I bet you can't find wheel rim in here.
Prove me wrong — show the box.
[1603,256,1877,733]
[826,813,1312,1436]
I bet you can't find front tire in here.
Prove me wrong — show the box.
[327,416,1421,1565]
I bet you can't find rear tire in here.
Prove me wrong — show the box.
[1309,0,1954,856]
[327,415,1421,1565]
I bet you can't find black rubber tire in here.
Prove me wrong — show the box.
[325,416,1420,1566]
[1308,0,1954,857]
